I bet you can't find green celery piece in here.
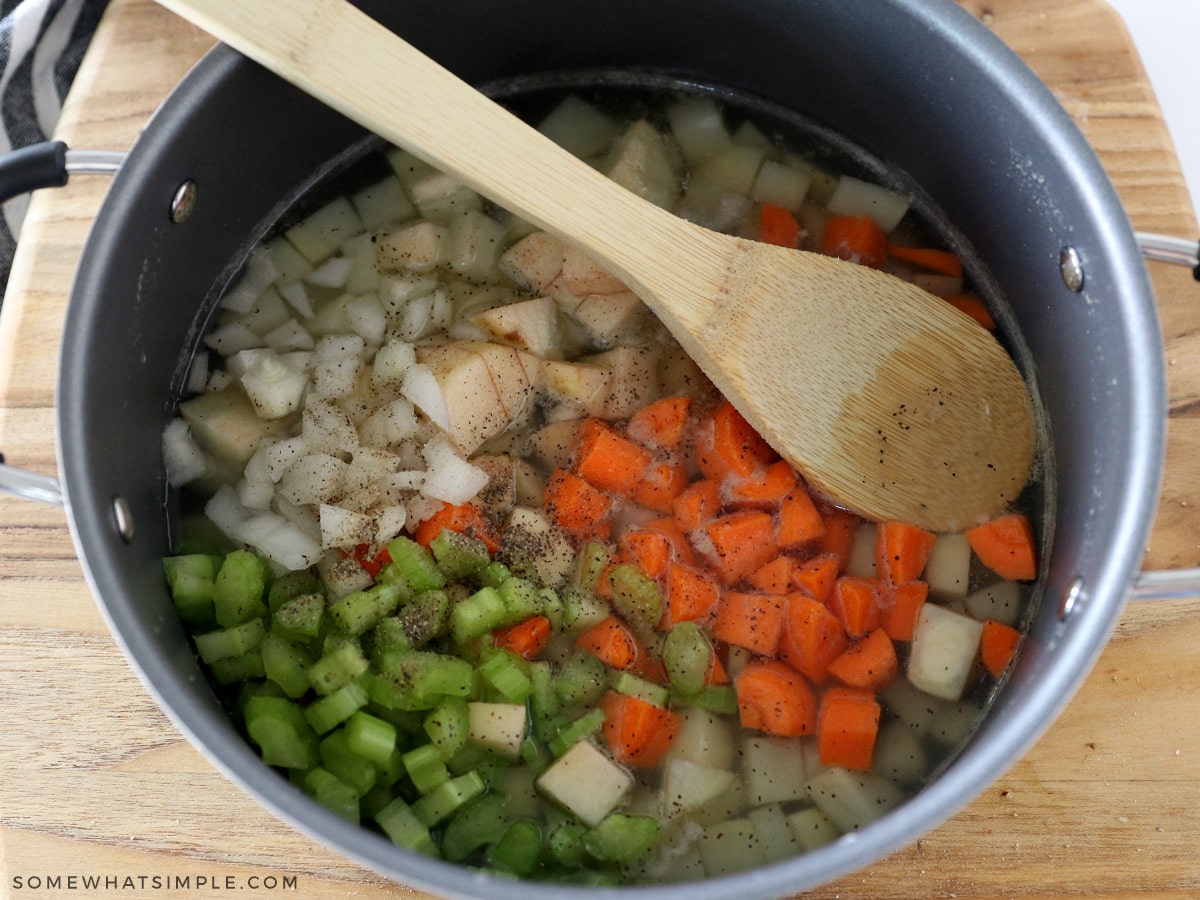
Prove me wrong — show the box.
[375,747,407,790]
[674,684,739,715]
[375,796,438,856]
[539,588,564,632]
[213,549,270,627]
[479,561,511,588]
[423,695,470,759]
[529,660,559,720]
[371,650,475,711]
[662,621,712,696]
[479,648,533,704]
[304,767,360,824]
[607,564,663,632]
[163,553,220,626]
[612,670,670,708]
[555,650,608,708]
[384,536,447,592]
[546,820,588,868]
[304,680,368,734]
[398,589,450,647]
[261,632,315,699]
[207,649,266,685]
[370,616,413,657]
[498,577,542,626]
[571,540,610,594]
[430,528,491,580]
[441,791,509,862]
[345,711,398,766]
[519,734,551,775]
[271,592,324,642]
[582,813,660,864]
[561,587,609,635]
[488,820,543,877]
[402,742,451,794]
[449,586,507,644]
[193,618,266,664]
[412,771,486,827]
[548,708,606,757]
[268,569,322,612]
[306,641,369,696]
[329,583,403,637]
[243,695,319,770]
[319,729,377,797]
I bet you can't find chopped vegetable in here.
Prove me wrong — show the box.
[966,513,1038,581]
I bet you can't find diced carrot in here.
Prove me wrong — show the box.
[633,654,671,686]
[694,402,778,481]
[777,486,827,547]
[880,580,928,642]
[492,615,552,660]
[791,553,841,604]
[673,479,722,532]
[885,243,964,277]
[619,529,675,580]
[876,521,937,585]
[749,556,794,595]
[825,628,898,691]
[723,459,797,509]
[414,502,501,554]
[350,543,392,580]
[627,395,692,455]
[664,562,722,627]
[706,651,730,686]
[700,509,778,584]
[635,461,690,514]
[735,659,817,738]
[779,593,850,683]
[817,686,881,771]
[820,215,887,269]
[644,518,696,567]
[575,615,645,671]
[711,590,787,657]
[818,507,859,570]
[758,203,803,249]
[981,619,1021,679]
[966,512,1038,581]
[543,468,613,542]
[944,293,996,330]
[599,691,682,767]
[573,417,654,499]
[829,576,882,638]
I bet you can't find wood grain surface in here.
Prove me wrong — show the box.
[1,1,1197,898]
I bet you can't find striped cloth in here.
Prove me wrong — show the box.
[0,0,108,303]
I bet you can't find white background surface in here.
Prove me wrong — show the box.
[1107,0,1199,220]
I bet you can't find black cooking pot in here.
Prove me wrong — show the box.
[0,0,1180,897]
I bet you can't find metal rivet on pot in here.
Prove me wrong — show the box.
[1059,246,1085,292]
[1059,575,1086,621]
[170,180,198,223]
[112,496,135,543]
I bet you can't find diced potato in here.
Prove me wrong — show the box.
[351,174,415,231]
[878,677,938,738]
[537,94,620,159]
[927,698,982,750]
[661,758,735,819]
[805,767,903,833]
[666,96,733,163]
[536,740,632,826]
[604,118,680,210]
[746,803,799,864]
[502,506,575,587]
[665,707,736,770]
[692,144,766,196]
[844,522,878,579]
[963,579,1022,627]
[406,170,482,223]
[731,119,773,153]
[786,806,840,851]
[179,387,290,473]
[572,291,648,348]
[446,208,508,283]
[580,345,659,419]
[872,719,930,786]
[825,175,912,233]
[925,533,972,602]
[285,196,363,264]
[698,817,764,877]
[376,221,447,273]
[556,244,627,297]
[752,159,812,211]
[658,345,710,399]
[907,603,984,700]
[468,701,527,759]
[529,419,581,471]
[498,231,564,292]
[473,295,561,358]
[268,235,314,287]
[741,735,809,806]
[542,360,610,418]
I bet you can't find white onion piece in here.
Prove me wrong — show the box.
[400,363,451,431]
[302,399,359,455]
[421,435,488,504]
[315,333,365,360]
[313,354,361,399]
[204,322,262,357]
[395,293,434,341]
[162,418,209,487]
[222,247,280,314]
[273,494,322,542]
[236,474,275,511]
[237,511,323,570]
[371,340,416,389]
[319,503,377,549]
[241,354,309,419]
[375,504,408,544]
[278,280,314,319]
[264,318,316,352]
[305,255,353,289]
[204,484,249,539]
[346,293,387,346]
[264,437,308,482]
[277,453,347,505]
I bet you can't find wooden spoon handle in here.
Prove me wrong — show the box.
[158,0,729,323]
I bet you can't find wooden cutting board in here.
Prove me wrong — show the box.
[1,1,1198,897]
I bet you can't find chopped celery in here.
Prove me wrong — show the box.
[548,708,606,758]
[529,659,559,720]
[261,632,314,698]
[539,587,564,631]
[213,549,270,627]
[479,560,512,588]
[371,650,475,711]
[555,650,608,708]
[673,684,738,715]
[193,618,266,664]
[370,616,413,657]
[163,553,221,626]
[375,796,438,856]
[546,820,588,868]
[383,536,447,592]
[402,742,451,793]
[583,814,659,864]
[430,528,491,580]
[344,710,398,765]
[606,564,663,631]
[479,648,533,703]
[412,771,486,826]
[498,576,542,625]
[271,592,324,641]
[243,695,319,770]
[571,540,610,594]
[397,589,450,647]
[319,729,377,797]
[488,820,543,877]
[267,569,323,612]
[662,621,712,696]
[306,642,369,696]
[304,767,360,823]
[612,671,670,708]
[561,587,609,635]
[329,582,404,636]
[449,586,508,644]
[441,791,509,862]
[208,649,265,685]
[376,747,408,790]
[423,695,471,759]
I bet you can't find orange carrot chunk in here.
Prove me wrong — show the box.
[759,203,803,249]
[820,215,887,269]
[876,521,937,586]
[619,529,675,581]
[600,691,682,767]
[701,509,779,584]
[723,459,798,510]
[543,468,613,542]
[825,628,898,691]
[414,501,501,554]
[627,395,692,455]
[635,461,690,514]
[749,556,795,595]
[818,507,860,570]
[492,615,552,660]
[711,590,787,657]
[880,580,928,642]
[966,512,1038,581]
[645,518,696,567]
[791,553,842,604]
[575,615,645,671]
[735,659,817,737]
[695,402,779,481]
[779,593,850,683]
[817,686,881,771]
[981,619,1022,679]
[573,417,654,499]
[777,486,827,547]
[829,576,883,637]
[944,293,996,330]
[885,243,964,277]
[673,479,722,533]
[664,562,723,626]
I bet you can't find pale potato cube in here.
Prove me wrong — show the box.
[908,603,984,701]
[542,360,610,418]
[468,702,527,759]
[572,291,648,347]
[604,118,680,210]
[925,533,972,601]
[472,295,561,358]
[503,506,575,587]
[536,740,632,826]
[498,231,564,291]
[661,758,735,819]
[376,220,447,272]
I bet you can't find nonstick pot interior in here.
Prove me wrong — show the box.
[57,1,1164,897]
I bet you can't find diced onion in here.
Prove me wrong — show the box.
[401,364,451,431]
[421,435,489,505]
[162,418,209,487]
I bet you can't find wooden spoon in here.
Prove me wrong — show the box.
[157,0,1035,532]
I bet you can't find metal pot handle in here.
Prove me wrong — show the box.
[0,141,123,505]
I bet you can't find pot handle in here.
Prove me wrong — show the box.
[1137,232,1200,280]
[0,141,123,506]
